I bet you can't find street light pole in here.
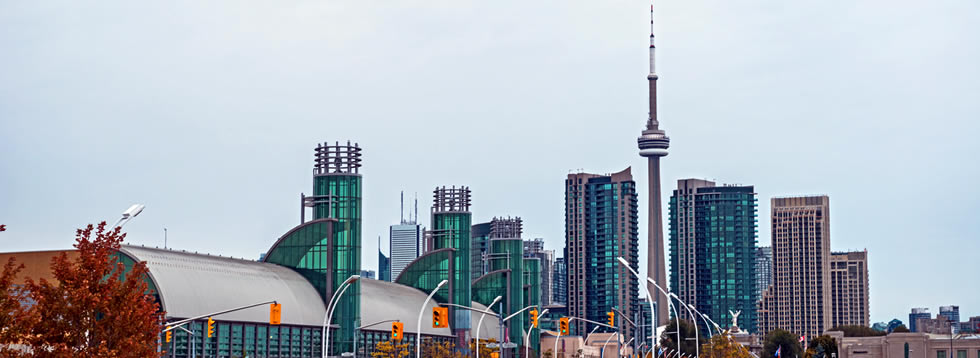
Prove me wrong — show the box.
[670,293,698,358]
[524,308,548,358]
[324,275,360,358]
[617,257,659,355]
[646,277,681,358]
[476,296,503,358]
[417,279,449,358]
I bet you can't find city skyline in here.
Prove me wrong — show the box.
[1,0,978,326]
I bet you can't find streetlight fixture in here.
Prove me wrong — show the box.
[417,280,449,358]
[324,275,360,358]
[112,204,145,229]
[617,257,659,354]
[476,295,502,358]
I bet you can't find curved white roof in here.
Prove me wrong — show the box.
[470,302,502,341]
[359,278,453,336]
[120,245,326,326]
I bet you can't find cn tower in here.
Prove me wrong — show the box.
[638,4,670,326]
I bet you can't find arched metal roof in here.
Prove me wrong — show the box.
[119,245,326,327]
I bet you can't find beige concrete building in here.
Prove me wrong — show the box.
[828,331,980,358]
[541,334,601,358]
[759,196,832,338]
[831,250,870,328]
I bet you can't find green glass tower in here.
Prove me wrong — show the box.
[668,179,757,333]
[489,237,524,345]
[265,141,362,355]
[431,186,473,341]
[523,257,541,355]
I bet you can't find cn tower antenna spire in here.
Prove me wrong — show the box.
[647,3,659,130]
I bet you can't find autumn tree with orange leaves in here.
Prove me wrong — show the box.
[20,222,166,357]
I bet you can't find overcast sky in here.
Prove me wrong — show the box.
[1,0,978,325]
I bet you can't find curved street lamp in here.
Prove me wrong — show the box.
[417,280,449,358]
[617,257,659,354]
[669,293,698,358]
[476,295,502,358]
[645,277,681,358]
[323,275,360,358]
[525,308,549,358]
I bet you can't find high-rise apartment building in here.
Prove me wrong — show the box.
[758,196,831,338]
[830,251,870,328]
[524,238,555,306]
[389,223,422,280]
[565,168,640,340]
[668,179,758,333]
[940,305,960,323]
[756,247,773,298]
[553,257,567,305]
[909,308,931,332]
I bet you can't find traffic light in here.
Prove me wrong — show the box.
[490,353,499,358]
[558,317,569,335]
[391,322,404,341]
[607,311,615,326]
[270,303,282,325]
[432,307,448,328]
[165,328,172,343]
[529,309,539,328]
[207,317,215,338]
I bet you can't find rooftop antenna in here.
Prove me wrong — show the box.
[164,227,168,249]
[414,192,418,224]
[400,191,404,224]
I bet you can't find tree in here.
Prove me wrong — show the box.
[0,257,34,356]
[700,334,753,358]
[761,329,802,358]
[830,325,886,337]
[421,340,463,358]
[23,222,165,357]
[469,338,498,358]
[370,340,411,358]
[805,335,838,358]
[659,318,705,354]
[893,325,911,333]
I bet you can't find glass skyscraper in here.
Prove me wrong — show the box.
[564,169,640,341]
[669,179,758,333]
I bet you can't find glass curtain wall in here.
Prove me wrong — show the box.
[489,238,524,344]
